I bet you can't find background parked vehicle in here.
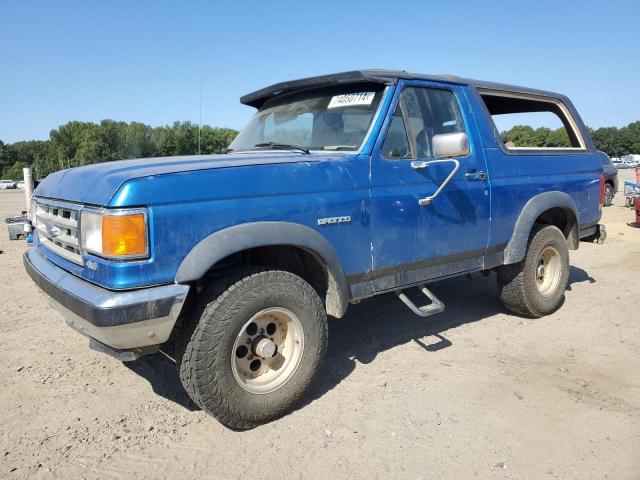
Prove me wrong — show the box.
[622,154,640,166]
[601,155,618,206]
[15,181,25,190]
[617,154,640,168]
[0,180,17,189]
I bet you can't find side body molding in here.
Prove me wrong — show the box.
[175,222,350,318]
[503,191,579,265]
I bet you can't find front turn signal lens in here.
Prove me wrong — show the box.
[102,213,147,257]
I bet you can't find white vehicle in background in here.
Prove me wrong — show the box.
[622,154,640,167]
[0,180,17,189]
[16,181,25,189]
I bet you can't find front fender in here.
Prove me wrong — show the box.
[175,221,349,318]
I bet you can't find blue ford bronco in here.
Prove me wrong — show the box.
[24,70,607,429]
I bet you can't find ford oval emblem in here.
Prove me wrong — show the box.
[46,223,61,237]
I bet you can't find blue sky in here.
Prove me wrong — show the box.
[1,0,638,143]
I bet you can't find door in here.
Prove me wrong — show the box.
[367,80,491,293]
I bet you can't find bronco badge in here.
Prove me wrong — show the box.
[317,216,351,226]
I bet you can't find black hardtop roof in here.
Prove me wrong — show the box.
[240,69,567,109]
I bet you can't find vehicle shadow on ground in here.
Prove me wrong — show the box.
[125,353,200,411]
[125,266,594,414]
[305,265,594,407]
[566,265,595,290]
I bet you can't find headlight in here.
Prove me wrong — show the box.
[80,208,148,259]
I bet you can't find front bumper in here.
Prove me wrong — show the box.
[24,248,189,351]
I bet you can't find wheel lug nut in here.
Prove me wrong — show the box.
[259,328,265,334]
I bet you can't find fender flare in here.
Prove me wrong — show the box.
[175,221,350,318]
[503,191,579,265]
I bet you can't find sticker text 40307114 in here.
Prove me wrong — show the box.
[327,92,375,109]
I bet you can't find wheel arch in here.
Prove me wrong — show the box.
[503,191,579,265]
[175,222,350,318]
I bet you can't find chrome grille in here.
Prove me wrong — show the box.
[35,201,82,265]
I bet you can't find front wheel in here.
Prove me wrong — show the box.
[176,268,327,430]
[497,224,570,318]
[603,183,614,207]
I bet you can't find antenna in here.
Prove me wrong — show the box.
[198,65,204,155]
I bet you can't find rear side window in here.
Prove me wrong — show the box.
[479,91,585,149]
[382,86,466,160]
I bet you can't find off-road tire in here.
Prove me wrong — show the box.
[497,224,569,318]
[175,267,327,429]
[603,183,614,207]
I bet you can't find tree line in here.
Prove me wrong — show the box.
[1,119,639,180]
[0,120,237,179]
[501,121,640,155]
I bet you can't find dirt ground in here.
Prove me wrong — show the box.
[1,170,639,480]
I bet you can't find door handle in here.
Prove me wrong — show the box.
[465,170,487,181]
[410,158,460,206]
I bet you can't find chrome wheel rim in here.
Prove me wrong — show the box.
[231,307,304,394]
[535,246,561,296]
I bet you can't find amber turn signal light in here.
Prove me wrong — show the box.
[101,213,147,257]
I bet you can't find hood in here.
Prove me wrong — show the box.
[34,152,343,206]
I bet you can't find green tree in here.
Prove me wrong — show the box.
[502,125,537,147]
[5,161,30,180]
[2,119,239,179]
[125,122,156,158]
[200,127,237,154]
[0,139,7,174]
[49,121,97,170]
[1,140,49,178]
[619,121,640,155]
[590,126,623,156]
[545,128,571,148]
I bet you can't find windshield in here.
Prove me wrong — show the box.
[228,85,386,152]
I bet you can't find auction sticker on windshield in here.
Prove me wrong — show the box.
[328,92,375,109]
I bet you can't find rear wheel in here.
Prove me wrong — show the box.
[176,268,327,429]
[497,224,569,318]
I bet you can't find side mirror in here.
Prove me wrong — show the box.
[432,132,469,158]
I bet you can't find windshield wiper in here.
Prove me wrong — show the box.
[253,142,310,154]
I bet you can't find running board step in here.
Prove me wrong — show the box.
[396,285,445,317]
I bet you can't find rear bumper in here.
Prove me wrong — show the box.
[24,248,189,350]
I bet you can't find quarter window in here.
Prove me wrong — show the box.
[479,90,585,149]
[382,86,466,160]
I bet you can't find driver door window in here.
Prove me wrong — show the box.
[381,108,411,159]
[381,86,466,160]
